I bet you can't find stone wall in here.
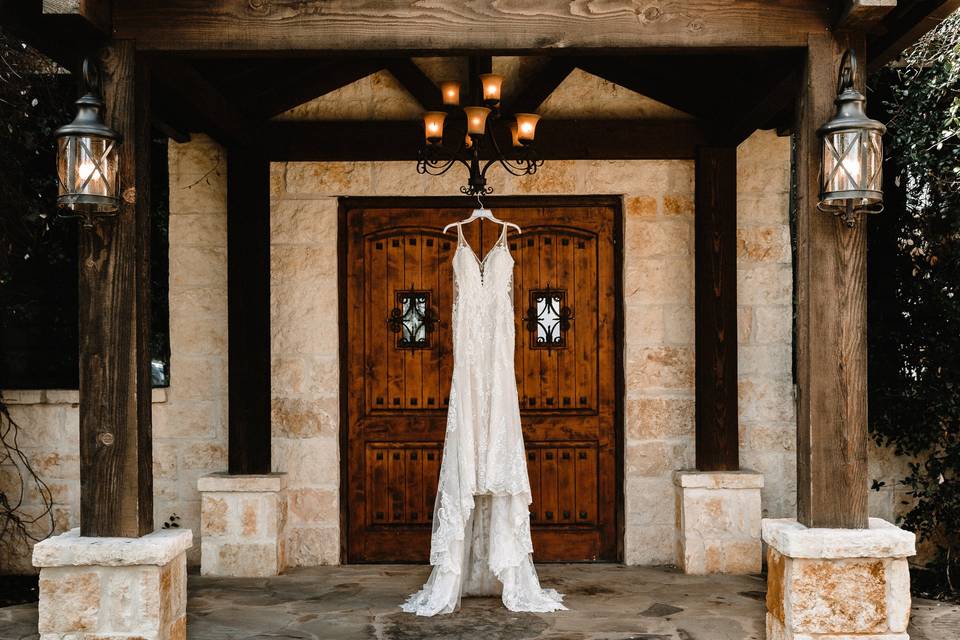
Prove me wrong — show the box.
[0,129,912,572]
[263,130,795,566]
[0,59,913,570]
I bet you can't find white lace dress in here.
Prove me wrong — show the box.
[401,222,567,617]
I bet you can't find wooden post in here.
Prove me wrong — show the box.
[226,149,272,474]
[794,33,869,529]
[694,146,739,471]
[78,42,153,537]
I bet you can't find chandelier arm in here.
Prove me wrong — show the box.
[497,156,540,176]
[480,123,538,177]
[417,140,472,176]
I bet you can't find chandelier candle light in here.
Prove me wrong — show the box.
[817,49,885,227]
[55,57,122,227]
[418,70,543,196]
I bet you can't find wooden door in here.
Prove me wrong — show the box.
[343,199,620,563]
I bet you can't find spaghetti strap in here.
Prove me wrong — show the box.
[498,221,508,245]
[456,222,465,246]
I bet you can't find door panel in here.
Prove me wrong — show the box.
[345,203,619,562]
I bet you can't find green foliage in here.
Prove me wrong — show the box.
[870,13,960,596]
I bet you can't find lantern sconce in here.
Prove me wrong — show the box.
[817,49,885,227]
[55,57,122,228]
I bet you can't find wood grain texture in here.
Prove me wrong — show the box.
[113,1,828,52]
[78,41,153,537]
[342,197,620,562]
[694,146,739,472]
[794,33,869,529]
[226,149,272,475]
[834,0,897,30]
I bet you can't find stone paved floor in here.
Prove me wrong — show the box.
[2,564,959,639]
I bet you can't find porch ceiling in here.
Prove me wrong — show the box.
[4,1,958,157]
[147,51,802,157]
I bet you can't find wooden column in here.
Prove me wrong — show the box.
[226,149,272,474]
[78,42,153,537]
[694,146,739,471]
[794,33,869,529]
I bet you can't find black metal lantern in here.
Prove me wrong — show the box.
[55,57,121,226]
[817,49,885,227]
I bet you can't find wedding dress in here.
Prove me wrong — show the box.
[401,222,567,616]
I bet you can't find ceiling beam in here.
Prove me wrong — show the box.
[504,59,574,114]
[868,0,960,71]
[834,0,897,31]
[258,118,709,162]
[726,68,802,144]
[42,0,111,36]
[384,59,441,110]
[243,59,385,121]
[151,57,255,147]
[574,57,719,120]
[112,1,828,53]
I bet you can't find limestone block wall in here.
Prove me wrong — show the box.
[736,134,797,519]
[0,130,913,571]
[263,130,792,566]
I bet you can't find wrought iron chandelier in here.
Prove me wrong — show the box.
[418,72,543,196]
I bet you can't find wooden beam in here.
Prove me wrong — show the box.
[694,146,739,472]
[259,119,709,161]
[834,0,897,31]
[504,59,574,114]
[726,67,802,144]
[227,149,271,475]
[794,33,869,529]
[243,59,386,121]
[385,59,441,110]
[574,57,716,120]
[79,41,153,537]
[151,57,254,147]
[42,0,111,35]
[112,1,829,53]
[868,0,960,71]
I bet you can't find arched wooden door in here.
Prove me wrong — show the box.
[343,199,621,563]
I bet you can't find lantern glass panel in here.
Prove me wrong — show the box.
[57,135,119,212]
[821,128,882,208]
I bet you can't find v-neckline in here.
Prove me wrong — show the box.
[458,223,508,273]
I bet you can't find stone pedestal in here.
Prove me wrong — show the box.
[763,518,916,640]
[198,472,288,577]
[32,528,192,640]
[673,470,764,574]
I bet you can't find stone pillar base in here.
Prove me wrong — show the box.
[673,470,764,574]
[762,518,915,639]
[32,528,192,640]
[198,472,288,577]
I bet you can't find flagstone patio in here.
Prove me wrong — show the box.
[1,564,958,640]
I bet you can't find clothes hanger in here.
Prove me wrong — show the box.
[442,194,522,235]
